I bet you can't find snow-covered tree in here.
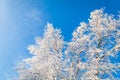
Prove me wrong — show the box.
[16,9,120,80]
[16,23,65,80]
[66,9,120,80]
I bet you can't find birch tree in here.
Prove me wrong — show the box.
[66,9,120,80]
[16,23,64,80]
[16,9,120,80]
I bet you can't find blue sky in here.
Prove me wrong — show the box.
[0,0,120,80]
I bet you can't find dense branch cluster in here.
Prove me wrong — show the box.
[16,9,120,80]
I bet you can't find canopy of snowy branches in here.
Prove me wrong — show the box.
[16,9,120,80]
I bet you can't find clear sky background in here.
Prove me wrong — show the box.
[0,0,120,80]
